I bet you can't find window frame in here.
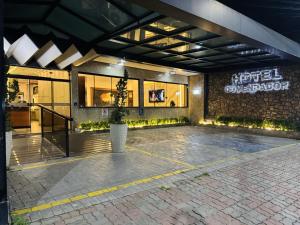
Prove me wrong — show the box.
[143,79,189,108]
[77,72,140,109]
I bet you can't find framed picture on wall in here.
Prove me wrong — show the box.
[33,86,38,95]
[93,88,115,107]
[149,89,165,102]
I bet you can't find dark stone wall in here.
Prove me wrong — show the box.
[207,65,300,121]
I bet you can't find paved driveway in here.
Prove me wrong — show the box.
[8,126,300,224]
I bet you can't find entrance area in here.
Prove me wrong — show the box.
[8,126,300,224]
[7,68,71,135]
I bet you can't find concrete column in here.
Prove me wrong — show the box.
[70,69,79,129]
[189,74,205,124]
[0,0,9,223]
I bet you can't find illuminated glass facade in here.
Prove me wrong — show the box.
[78,73,139,108]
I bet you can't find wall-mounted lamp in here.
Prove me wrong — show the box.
[118,58,125,66]
[192,88,202,95]
[169,70,176,75]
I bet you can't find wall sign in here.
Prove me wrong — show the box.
[224,68,290,94]
[101,108,109,117]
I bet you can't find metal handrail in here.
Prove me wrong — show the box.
[38,104,72,157]
[37,104,73,121]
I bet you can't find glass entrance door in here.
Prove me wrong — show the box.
[30,80,52,133]
[8,78,70,134]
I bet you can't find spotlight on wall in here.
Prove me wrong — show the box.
[192,88,202,95]
[169,70,176,75]
[118,58,126,66]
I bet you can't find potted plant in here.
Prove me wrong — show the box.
[109,69,129,153]
[5,66,19,167]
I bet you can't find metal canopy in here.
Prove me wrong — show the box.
[3,0,296,72]
[217,0,300,45]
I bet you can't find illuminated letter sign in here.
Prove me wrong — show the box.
[224,68,290,94]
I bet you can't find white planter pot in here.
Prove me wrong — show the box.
[110,124,128,153]
[5,131,12,168]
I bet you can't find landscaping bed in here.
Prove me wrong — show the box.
[77,117,190,133]
[199,116,300,139]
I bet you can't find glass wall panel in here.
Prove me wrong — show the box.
[78,74,94,107]
[155,82,167,107]
[7,78,30,106]
[144,81,155,107]
[78,73,139,108]
[166,83,178,107]
[95,76,112,107]
[144,80,187,108]
[53,82,70,116]
[178,84,187,107]
[111,77,120,107]
[37,80,52,108]
[6,76,70,133]
[127,80,139,107]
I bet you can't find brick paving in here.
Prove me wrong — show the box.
[8,127,300,224]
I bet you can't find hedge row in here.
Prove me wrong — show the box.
[214,116,300,132]
[79,117,190,131]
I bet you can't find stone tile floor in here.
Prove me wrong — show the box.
[8,126,300,224]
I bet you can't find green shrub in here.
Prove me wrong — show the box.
[213,116,299,132]
[79,117,190,131]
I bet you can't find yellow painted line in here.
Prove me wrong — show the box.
[11,154,244,216]
[129,147,196,169]
[11,168,191,216]
[11,152,240,215]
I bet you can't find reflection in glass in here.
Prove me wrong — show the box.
[149,17,188,32]
[120,29,156,42]
[147,37,183,48]
[178,28,216,40]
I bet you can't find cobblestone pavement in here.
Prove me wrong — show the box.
[8,126,300,224]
